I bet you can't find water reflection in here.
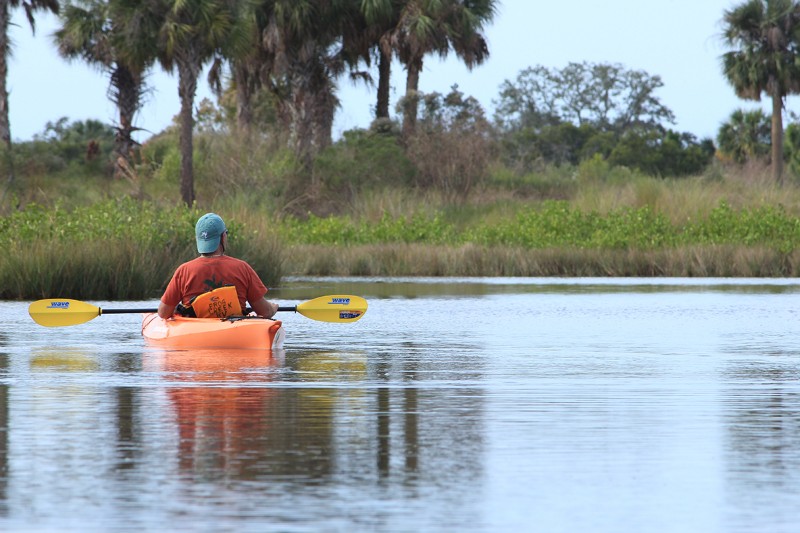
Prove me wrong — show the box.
[8,280,800,530]
[0,354,7,516]
[144,349,287,481]
[721,355,800,511]
[277,276,800,300]
[29,348,100,372]
[136,346,483,498]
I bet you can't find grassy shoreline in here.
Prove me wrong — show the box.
[5,169,800,301]
[5,240,797,302]
[284,243,800,278]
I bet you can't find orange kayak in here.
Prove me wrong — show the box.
[141,313,285,350]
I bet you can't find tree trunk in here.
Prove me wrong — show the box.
[0,0,14,187]
[402,56,422,139]
[311,63,335,154]
[771,90,784,186]
[234,62,254,137]
[289,82,314,171]
[287,61,333,172]
[312,89,334,154]
[113,65,142,179]
[376,49,391,119]
[178,55,199,207]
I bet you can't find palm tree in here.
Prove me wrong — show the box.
[54,0,156,177]
[227,9,273,136]
[0,0,59,186]
[349,0,399,121]
[154,0,254,206]
[717,108,772,163]
[387,0,497,138]
[257,0,352,166]
[721,0,800,185]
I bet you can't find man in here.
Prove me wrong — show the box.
[157,213,279,319]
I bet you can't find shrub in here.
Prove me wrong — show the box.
[405,87,494,201]
[313,128,415,193]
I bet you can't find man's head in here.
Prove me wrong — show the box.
[195,213,227,254]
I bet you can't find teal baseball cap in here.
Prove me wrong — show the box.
[195,213,226,253]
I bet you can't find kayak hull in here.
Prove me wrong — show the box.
[141,313,285,350]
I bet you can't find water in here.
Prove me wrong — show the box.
[2,277,800,532]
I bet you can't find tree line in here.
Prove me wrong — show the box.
[1,0,497,206]
[2,0,800,209]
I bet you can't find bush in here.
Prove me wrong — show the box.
[405,88,494,200]
[608,130,714,177]
[313,128,415,193]
[13,118,116,177]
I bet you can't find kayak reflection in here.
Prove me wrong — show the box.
[143,348,345,481]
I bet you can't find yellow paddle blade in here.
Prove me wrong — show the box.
[295,295,368,323]
[28,298,101,327]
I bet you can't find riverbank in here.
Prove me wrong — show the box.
[4,169,800,301]
[284,243,800,278]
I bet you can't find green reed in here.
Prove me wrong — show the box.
[2,198,284,300]
[5,195,800,300]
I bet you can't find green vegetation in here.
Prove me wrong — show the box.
[32,0,499,206]
[4,149,800,300]
[4,73,800,302]
[0,199,283,300]
[7,0,800,298]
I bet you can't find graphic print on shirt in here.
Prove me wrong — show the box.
[203,274,225,292]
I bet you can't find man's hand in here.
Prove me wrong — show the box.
[157,300,175,319]
[251,297,278,318]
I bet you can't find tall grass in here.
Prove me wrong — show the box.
[5,189,800,301]
[5,137,800,301]
[571,162,800,223]
[284,244,800,277]
[1,198,284,300]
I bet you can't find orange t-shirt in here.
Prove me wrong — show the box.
[160,255,268,312]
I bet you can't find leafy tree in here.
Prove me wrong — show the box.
[0,0,59,187]
[223,0,277,137]
[34,116,115,162]
[493,65,562,132]
[608,130,714,177]
[500,122,600,172]
[312,127,415,199]
[350,0,399,120]
[12,117,115,177]
[491,62,707,176]
[721,0,800,185]
[260,0,351,166]
[716,108,771,164]
[494,62,675,135]
[54,0,157,177]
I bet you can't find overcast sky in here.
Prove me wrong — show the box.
[7,0,782,143]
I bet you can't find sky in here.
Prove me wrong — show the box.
[6,0,782,144]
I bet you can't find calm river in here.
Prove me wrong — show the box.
[1,277,800,532]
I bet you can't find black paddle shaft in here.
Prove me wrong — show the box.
[100,306,298,314]
[101,308,157,314]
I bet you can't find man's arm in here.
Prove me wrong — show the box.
[250,297,278,318]
[158,300,175,319]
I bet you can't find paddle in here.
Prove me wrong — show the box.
[28,295,368,327]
